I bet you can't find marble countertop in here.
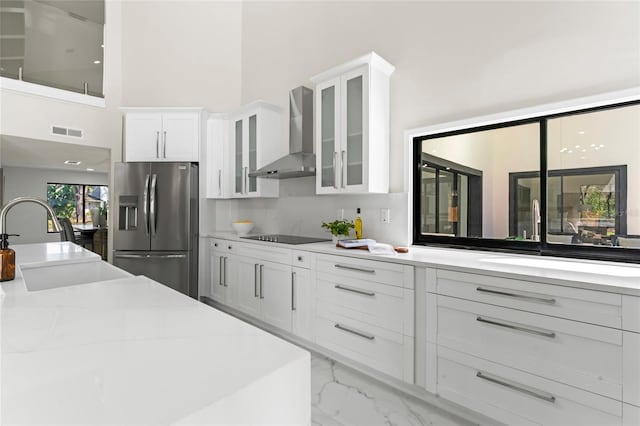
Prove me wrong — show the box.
[1,242,309,425]
[205,232,640,296]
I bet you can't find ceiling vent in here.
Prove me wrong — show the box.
[51,125,83,139]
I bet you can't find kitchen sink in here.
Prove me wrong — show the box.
[480,256,640,277]
[20,260,132,292]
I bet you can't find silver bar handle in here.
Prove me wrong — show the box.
[291,271,296,311]
[219,256,224,286]
[254,264,259,298]
[133,206,138,229]
[332,151,338,189]
[341,150,346,188]
[223,257,228,287]
[114,254,187,259]
[163,131,167,158]
[476,316,556,339]
[150,174,157,236]
[218,169,222,196]
[259,264,264,299]
[156,131,160,158]
[334,323,375,340]
[143,174,150,235]
[476,371,556,403]
[124,206,129,230]
[476,287,556,305]
[334,264,375,274]
[335,284,375,297]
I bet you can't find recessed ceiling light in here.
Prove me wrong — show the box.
[575,145,580,148]
[568,150,573,154]
[93,60,101,64]
[64,160,81,165]
[578,131,585,135]
[101,44,104,48]
[86,168,95,171]
[599,144,605,148]
[559,148,567,153]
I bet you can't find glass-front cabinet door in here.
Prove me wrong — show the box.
[316,78,340,193]
[248,114,258,194]
[234,119,244,195]
[342,66,368,192]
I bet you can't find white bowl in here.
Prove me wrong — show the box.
[231,222,254,236]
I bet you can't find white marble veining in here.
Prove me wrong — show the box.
[207,232,640,296]
[311,354,474,426]
[1,242,310,425]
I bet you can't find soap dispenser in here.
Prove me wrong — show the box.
[355,208,363,239]
[0,233,16,282]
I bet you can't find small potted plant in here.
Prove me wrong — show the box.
[321,219,354,243]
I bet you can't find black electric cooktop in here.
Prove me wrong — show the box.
[241,234,330,245]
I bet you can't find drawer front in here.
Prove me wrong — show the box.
[210,238,234,253]
[437,295,623,399]
[291,250,315,269]
[436,269,622,328]
[317,274,414,336]
[622,295,640,333]
[438,347,622,426]
[235,242,291,264]
[317,254,412,288]
[314,314,407,381]
[623,331,640,406]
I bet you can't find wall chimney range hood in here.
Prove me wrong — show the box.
[249,86,315,179]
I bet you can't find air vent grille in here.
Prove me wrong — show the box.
[51,125,83,138]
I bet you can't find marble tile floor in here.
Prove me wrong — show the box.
[311,353,477,426]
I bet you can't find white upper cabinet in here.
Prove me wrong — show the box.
[205,113,230,199]
[230,101,281,198]
[122,108,205,162]
[311,52,395,194]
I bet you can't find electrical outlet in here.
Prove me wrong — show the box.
[380,208,390,224]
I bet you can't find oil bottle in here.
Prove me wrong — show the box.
[0,233,16,282]
[355,208,363,239]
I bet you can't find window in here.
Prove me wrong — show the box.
[412,99,640,263]
[47,183,108,231]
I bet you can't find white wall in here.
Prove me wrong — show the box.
[3,167,108,244]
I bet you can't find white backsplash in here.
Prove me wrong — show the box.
[201,177,410,246]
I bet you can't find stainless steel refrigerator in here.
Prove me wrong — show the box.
[113,162,198,298]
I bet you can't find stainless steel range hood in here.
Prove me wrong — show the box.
[249,86,315,179]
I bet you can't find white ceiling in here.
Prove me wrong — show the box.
[35,0,104,24]
[0,135,110,173]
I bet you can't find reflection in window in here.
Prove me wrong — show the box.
[47,183,108,231]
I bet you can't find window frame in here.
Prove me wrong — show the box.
[409,91,640,264]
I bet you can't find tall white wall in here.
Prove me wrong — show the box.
[3,167,108,244]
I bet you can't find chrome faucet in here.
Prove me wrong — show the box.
[0,197,63,238]
[531,199,541,241]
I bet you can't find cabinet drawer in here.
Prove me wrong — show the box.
[317,254,412,288]
[236,242,291,264]
[438,347,622,426]
[436,269,622,328]
[314,314,410,382]
[623,331,640,406]
[291,250,315,269]
[210,238,235,253]
[622,295,640,333]
[437,295,622,399]
[317,274,414,336]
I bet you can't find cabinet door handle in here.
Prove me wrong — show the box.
[219,256,224,286]
[341,150,346,188]
[334,264,375,274]
[223,257,228,287]
[291,271,296,311]
[163,130,167,158]
[334,323,375,340]
[259,264,264,299]
[254,264,259,298]
[475,371,556,403]
[156,131,160,158]
[335,284,375,297]
[332,151,338,189]
[476,316,556,339]
[218,169,222,196]
[476,287,556,305]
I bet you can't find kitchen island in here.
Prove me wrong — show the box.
[0,242,310,425]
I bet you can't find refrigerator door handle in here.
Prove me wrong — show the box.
[150,174,157,236]
[143,174,150,235]
[114,254,187,259]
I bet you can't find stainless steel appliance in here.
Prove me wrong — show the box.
[241,234,329,245]
[113,162,198,298]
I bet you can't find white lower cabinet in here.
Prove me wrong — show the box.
[623,331,640,407]
[209,239,236,306]
[292,266,313,341]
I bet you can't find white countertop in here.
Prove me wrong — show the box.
[1,242,309,425]
[205,232,640,296]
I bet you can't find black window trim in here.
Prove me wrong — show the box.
[412,99,640,264]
